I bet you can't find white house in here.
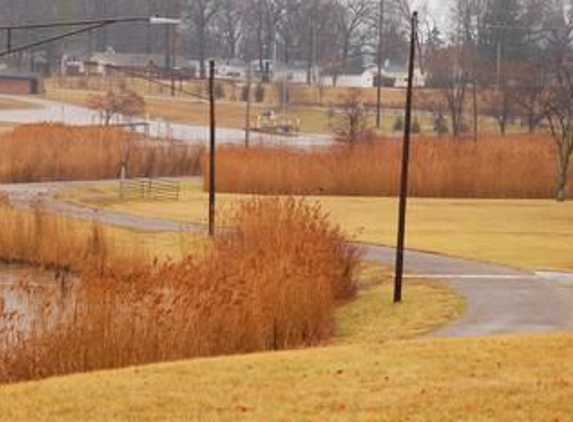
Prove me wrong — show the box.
[362,62,426,88]
[320,59,426,88]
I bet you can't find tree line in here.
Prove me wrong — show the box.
[0,0,414,79]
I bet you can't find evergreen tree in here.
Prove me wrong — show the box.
[479,0,526,61]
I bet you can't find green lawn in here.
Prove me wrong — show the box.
[66,179,573,272]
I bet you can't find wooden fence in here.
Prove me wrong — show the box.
[120,178,181,201]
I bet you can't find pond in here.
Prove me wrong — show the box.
[0,264,75,343]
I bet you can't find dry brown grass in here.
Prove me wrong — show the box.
[0,201,144,271]
[0,123,203,183]
[210,135,572,199]
[48,76,411,108]
[0,197,361,384]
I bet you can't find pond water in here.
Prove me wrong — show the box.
[0,264,74,341]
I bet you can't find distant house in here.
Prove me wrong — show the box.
[218,59,248,79]
[362,62,426,88]
[320,58,426,88]
[0,72,43,95]
[273,61,311,85]
[217,59,313,85]
[62,50,197,79]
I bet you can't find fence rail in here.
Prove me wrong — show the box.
[120,178,181,201]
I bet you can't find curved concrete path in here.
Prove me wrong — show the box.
[2,180,573,338]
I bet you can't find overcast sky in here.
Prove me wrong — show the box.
[422,0,451,28]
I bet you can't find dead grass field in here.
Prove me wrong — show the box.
[2,334,571,421]
[0,263,472,422]
[66,179,573,272]
[212,138,570,199]
[47,87,428,134]
[0,97,40,111]
[46,86,519,136]
[0,123,203,183]
[47,76,412,107]
[3,300,573,421]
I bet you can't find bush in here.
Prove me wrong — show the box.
[213,82,225,100]
[434,115,449,136]
[393,116,405,132]
[329,90,375,145]
[0,198,361,383]
[412,118,422,134]
[254,84,266,103]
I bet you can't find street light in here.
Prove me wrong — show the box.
[0,16,181,58]
[149,17,182,26]
[0,15,223,237]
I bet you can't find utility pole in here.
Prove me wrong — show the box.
[245,62,252,148]
[171,23,177,97]
[496,41,502,88]
[376,0,385,131]
[393,11,418,304]
[282,73,289,116]
[208,59,217,237]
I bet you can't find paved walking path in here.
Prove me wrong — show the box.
[0,95,333,148]
[2,179,573,338]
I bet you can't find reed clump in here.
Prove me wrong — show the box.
[0,123,203,183]
[209,135,572,199]
[0,197,361,384]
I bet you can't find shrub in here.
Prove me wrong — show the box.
[393,116,405,132]
[0,198,361,383]
[254,84,266,103]
[412,118,422,134]
[434,115,449,136]
[329,90,375,145]
[213,82,225,100]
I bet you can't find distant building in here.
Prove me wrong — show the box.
[320,58,426,88]
[217,59,313,85]
[61,50,197,79]
[0,72,43,95]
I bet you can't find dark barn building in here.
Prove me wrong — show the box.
[0,73,44,95]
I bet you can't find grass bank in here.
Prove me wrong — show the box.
[0,265,469,422]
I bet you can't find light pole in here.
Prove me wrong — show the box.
[393,11,418,304]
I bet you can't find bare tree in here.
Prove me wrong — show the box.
[542,61,573,202]
[329,89,375,145]
[214,0,243,59]
[428,47,472,138]
[88,89,146,125]
[483,79,515,136]
[511,62,547,133]
[330,0,373,85]
[184,0,221,78]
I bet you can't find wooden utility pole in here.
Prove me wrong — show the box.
[376,0,385,131]
[393,11,418,304]
[208,59,217,236]
[245,62,252,148]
